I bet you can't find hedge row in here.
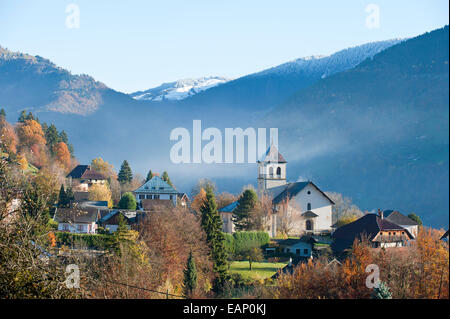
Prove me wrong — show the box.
[223,231,270,256]
[55,232,112,249]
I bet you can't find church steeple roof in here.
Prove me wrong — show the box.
[258,144,287,163]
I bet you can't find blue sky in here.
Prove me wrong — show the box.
[0,0,448,93]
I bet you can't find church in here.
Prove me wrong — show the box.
[219,144,334,237]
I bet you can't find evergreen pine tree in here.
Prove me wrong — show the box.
[407,213,422,226]
[111,214,133,254]
[161,171,173,186]
[232,189,258,231]
[183,251,198,298]
[146,169,153,182]
[200,186,228,290]
[118,160,133,184]
[371,282,392,299]
[58,184,69,207]
[45,124,60,156]
[66,187,74,202]
[0,108,5,119]
[18,110,27,123]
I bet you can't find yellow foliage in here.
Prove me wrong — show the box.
[88,183,113,207]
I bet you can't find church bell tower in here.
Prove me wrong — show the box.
[257,144,287,195]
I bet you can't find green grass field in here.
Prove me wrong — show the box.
[229,261,288,281]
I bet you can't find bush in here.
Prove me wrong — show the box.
[118,192,137,210]
[233,231,270,255]
[224,231,270,259]
[55,232,112,249]
[47,219,58,230]
[223,233,235,256]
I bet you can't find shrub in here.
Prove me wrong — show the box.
[233,231,270,255]
[118,192,137,210]
[223,233,235,256]
[55,232,112,249]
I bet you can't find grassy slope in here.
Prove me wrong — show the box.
[229,261,287,281]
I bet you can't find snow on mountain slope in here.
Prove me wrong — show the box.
[130,76,231,101]
[253,39,404,79]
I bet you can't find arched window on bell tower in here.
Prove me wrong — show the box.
[276,167,281,177]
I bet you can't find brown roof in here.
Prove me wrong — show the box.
[66,165,90,179]
[332,213,413,252]
[66,164,106,181]
[81,169,106,180]
[141,199,174,212]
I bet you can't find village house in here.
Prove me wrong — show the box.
[133,175,189,210]
[53,206,100,234]
[275,237,314,258]
[98,210,137,232]
[383,210,419,238]
[220,144,334,237]
[66,165,107,192]
[331,210,414,253]
[218,201,238,233]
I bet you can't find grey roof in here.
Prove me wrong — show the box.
[134,176,178,194]
[302,210,319,218]
[276,237,315,246]
[54,207,99,223]
[383,210,419,226]
[77,201,108,209]
[270,181,334,205]
[98,210,137,224]
[258,144,287,163]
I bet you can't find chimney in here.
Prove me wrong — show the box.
[378,209,384,219]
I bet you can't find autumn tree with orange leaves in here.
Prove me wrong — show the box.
[270,229,449,299]
[16,119,46,148]
[53,141,71,169]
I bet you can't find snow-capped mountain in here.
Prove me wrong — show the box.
[253,39,404,79]
[130,76,231,101]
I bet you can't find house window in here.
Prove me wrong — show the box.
[306,220,313,231]
[307,203,311,210]
[170,195,173,200]
[286,248,290,253]
[77,224,84,232]
[307,191,311,195]
[154,195,160,199]
[296,249,300,255]
[139,194,145,199]
[146,195,152,199]
[304,249,308,255]
[276,167,281,176]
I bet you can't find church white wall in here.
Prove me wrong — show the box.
[294,183,332,231]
